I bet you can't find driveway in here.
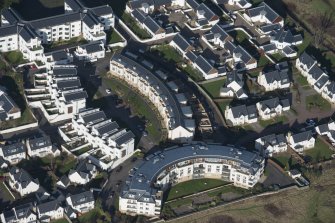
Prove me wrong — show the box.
[262,161,295,188]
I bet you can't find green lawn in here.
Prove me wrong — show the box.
[304,138,334,163]
[41,154,77,176]
[0,70,36,130]
[151,45,183,63]
[270,53,286,62]
[121,13,151,39]
[51,219,68,223]
[0,182,15,202]
[200,78,226,98]
[44,36,88,51]
[78,207,111,223]
[306,94,331,111]
[181,64,204,82]
[216,100,232,116]
[271,153,298,170]
[103,77,165,142]
[207,185,248,198]
[295,74,309,86]
[259,115,288,128]
[72,146,92,156]
[167,179,229,201]
[3,51,26,65]
[258,55,271,67]
[106,29,123,44]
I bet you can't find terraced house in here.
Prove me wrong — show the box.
[110,53,196,142]
[0,0,114,61]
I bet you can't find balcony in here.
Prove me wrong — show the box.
[29,45,43,51]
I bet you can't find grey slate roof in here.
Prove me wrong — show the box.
[298,52,316,70]
[81,109,107,124]
[82,12,100,28]
[9,167,38,189]
[114,131,135,146]
[30,12,82,30]
[144,16,163,34]
[0,89,19,120]
[230,104,248,118]
[247,2,282,24]
[131,9,146,23]
[260,133,286,147]
[68,191,94,206]
[52,67,77,77]
[29,136,52,151]
[121,144,263,201]
[37,200,61,214]
[95,121,119,136]
[195,55,216,74]
[0,24,17,37]
[291,130,313,143]
[1,142,26,157]
[63,90,88,102]
[1,8,20,25]
[314,75,329,90]
[263,69,290,85]
[187,0,199,9]
[91,5,114,16]
[57,79,81,90]
[309,64,325,81]
[197,3,217,21]
[45,50,69,61]
[172,33,192,52]
[80,41,104,54]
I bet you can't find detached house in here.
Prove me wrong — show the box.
[220,71,248,99]
[225,104,258,126]
[244,2,284,28]
[8,167,40,197]
[257,62,291,91]
[0,203,37,223]
[195,3,219,27]
[256,97,290,120]
[202,24,233,49]
[193,55,218,80]
[296,52,317,76]
[225,41,257,70]
[287,131,315,153]
[217,0,251,9]
[37,200,64,222]
[74,40,105,62]
[255,133,287,157]
[0,88,21,122]
[66,191,95,214]
[0,142,26,165]
[68,159,97,185]
[27,136,59,158]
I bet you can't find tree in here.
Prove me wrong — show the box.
[314,11,334,48]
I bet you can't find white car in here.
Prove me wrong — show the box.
[106,89,111,94]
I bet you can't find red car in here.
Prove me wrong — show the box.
[30,64,38,70]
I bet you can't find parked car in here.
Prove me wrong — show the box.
[106,89,112,94]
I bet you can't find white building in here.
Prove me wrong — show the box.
[66,191,95,214]
[37,200,64,222]
[43,49,73,70]
[110,54,195,142]
[255,133,287,157]
[8,167,40,197]
[0,203,37,223]
[27,136,59,158]
[0,0,114,61]
[287,131,315,153]
[315,121,335,143]
[74,40,105,62]
[169,33,194,58]
[225,104,258,126]
[256,97,290,120]
[58,108,135,170]
[25,65,88,123]
[220,71,248,99]
[0,142,26,165]
[0,88,21,122]
[257,62,291,91]
[68,159,97,185]
[119,143,264,217]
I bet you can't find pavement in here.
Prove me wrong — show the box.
[262,161,295,188]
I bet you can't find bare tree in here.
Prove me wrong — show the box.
[314,11,334,48]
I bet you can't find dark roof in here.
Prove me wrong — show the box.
[291,131,313,143]
[210,24,230,41]
[309,64,325,80]
[131,9,146,23]
[82,12,100,28]
[37,200,61,214]
[260,133,286,147]
[57,79,81,90]
[172,33,192,52]
[65,0,84,11]
[45,50,69,61]
[53,66,77,77]
[115,131,135,146]
[0,24,17,37]
[68,191,94,206]
[1,142,26,157]
[314,75,329,90]
[9,167,37,189]
[80,41,104,54]
[195,55,216,74]
[144,16,163,34]
[91,5,113,16]
[63,90,88,102]
[1,8,20,24]
[29,136,52,151]
[0,89,19,118]
[95,121,119,135]
[30,12,82,29]
[247,2,282,24]
[185,51,197,62]
[186,0,199,9]
[197,3,217,21]
[81,109,107,124]
[230,104,248,118]
[299,52,316,70]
